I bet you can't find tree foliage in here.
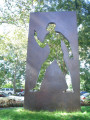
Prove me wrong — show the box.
[0,26,27,92]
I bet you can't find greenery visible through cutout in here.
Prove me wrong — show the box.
[34,23,73,91]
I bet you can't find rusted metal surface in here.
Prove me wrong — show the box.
[24,11,80,111]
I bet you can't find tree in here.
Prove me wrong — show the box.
[0,27,27,93]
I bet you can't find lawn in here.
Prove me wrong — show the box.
[0,106,90,120]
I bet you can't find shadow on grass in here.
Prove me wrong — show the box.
[81,106,90,112]
[0,106,90,120]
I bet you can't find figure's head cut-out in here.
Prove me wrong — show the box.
[46,23,56,32]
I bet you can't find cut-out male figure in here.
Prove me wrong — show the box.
[33,23,73,91]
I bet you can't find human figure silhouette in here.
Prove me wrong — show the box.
[33,23,73,91]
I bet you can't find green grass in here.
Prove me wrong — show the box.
[0,106,90,120]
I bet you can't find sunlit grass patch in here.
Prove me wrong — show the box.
[0,106,90,120]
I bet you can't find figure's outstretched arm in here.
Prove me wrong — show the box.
[34,31,47,48]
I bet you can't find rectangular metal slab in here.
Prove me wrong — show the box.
[24,11,80,111]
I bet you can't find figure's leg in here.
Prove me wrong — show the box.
[60,56,73,92]
[56,48,68,75]
[56,46,74,92]
[57,57,68,92]
[61,41,74,92]
[33,54,54,91]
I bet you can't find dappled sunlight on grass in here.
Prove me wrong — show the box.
[60,113,68,115]
[0,106,90,120]
[82,111,87,114]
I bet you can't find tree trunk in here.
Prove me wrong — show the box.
[13,78,16,94]
[13,61,18,94]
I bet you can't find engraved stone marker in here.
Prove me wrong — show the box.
[24,11,80,111]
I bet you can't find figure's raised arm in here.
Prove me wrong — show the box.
[34,31,47,48]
